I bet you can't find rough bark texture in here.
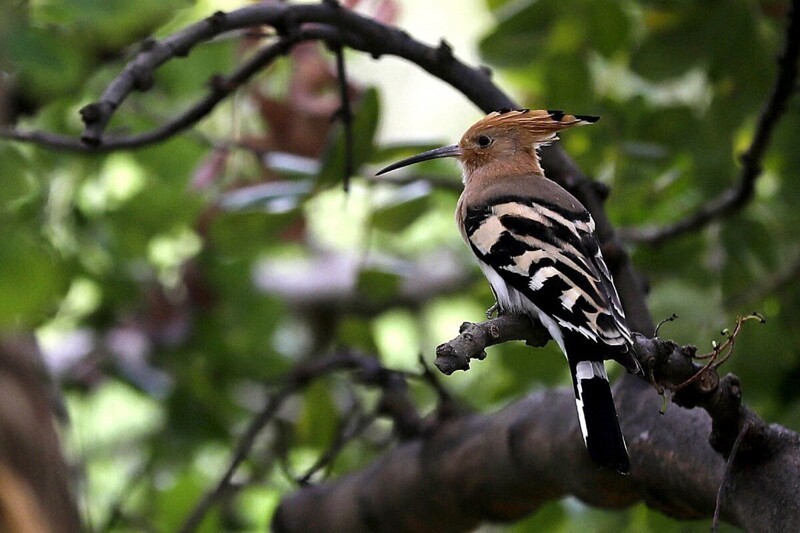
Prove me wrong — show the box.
[274,375,800,532]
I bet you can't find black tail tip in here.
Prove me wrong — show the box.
[588,447,631,475]
[610,458,631,475]
[547,110,600,123]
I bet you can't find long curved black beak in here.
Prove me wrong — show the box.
[376,144,462,175]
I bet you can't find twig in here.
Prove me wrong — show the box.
[297,406,377,485]
[672,313,765,392]
[619,0,800,246]
[654,313,678,337]
[1,28,335,153]
[177,352,427,532]
[177,382,299,533]
[178,354,359,532]
[330,42,355,191]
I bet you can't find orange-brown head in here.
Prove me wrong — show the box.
[376,109,598,181]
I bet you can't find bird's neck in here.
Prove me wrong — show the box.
[460,150,545,185]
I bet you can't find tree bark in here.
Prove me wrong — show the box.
[273,375,800,532]
[0,336,81,533]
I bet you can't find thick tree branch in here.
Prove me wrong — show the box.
[273,376,800,532]
[435,315,767,460]
[618,0,800,246]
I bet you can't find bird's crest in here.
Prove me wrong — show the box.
[461,109,598,146]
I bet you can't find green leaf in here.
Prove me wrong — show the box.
[480,0,631,67]
[356,268,402,307]
[208,210,299,257]
[0,222,66,326]
[296,381,338,448]
[318,87,381,187]
[632,1,773,85]
[370,181,432,233]
[0,145,38,207]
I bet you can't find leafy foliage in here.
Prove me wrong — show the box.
[1,0,797,530]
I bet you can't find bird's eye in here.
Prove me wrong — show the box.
[477,135,492,148]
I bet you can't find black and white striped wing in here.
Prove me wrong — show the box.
[464,196,635,364]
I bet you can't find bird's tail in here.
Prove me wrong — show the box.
[570,360,631,474]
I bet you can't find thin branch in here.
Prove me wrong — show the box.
[178,354,363,533]
[619,0,800,246]
[177,380,298,533]
[330,42,355,191]
[1,3,511,152]
[1,28,333,153]
[297,405,377,485]
[177,352,431,533]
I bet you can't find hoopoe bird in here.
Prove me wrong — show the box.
[377,109,641,474]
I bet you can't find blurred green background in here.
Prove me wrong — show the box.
[1,0,797,531]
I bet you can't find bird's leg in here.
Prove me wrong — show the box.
[485,302,500,319]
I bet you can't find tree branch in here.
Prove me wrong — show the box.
[330,41,355,191]
[618,0,800,246]
[435,314,767,460]
[273,375,800,532]
[1,27,331,152]
[1,3,512,152]
[178,351,434,533]
[434,315,549,374]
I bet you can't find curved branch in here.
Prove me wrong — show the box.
[1,3,511,151]
[619,0,800,246]
[1,27,332,152]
